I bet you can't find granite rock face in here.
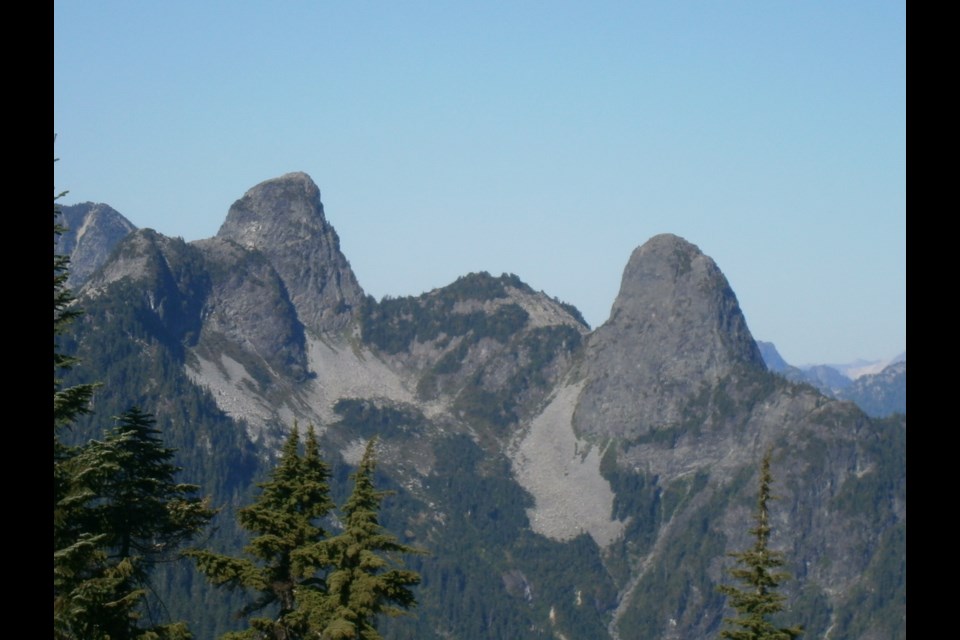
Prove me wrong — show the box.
[193,237,310,384]
[80,229,209,347]
[79,228,309,387]
[62,176,905,640]
[55,202,136,289]
[574,234,765,440]
[216,173,364,333]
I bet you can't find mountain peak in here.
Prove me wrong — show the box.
[217,172,363,333]
[217,172,325,246]
[608,234,761,369]
[574,234,764,439]
[56,202,137,289]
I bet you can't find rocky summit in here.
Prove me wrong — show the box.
[60,173,905,640]
[574,233,765,442]
[55,202,136,289]
[217,172,364,333]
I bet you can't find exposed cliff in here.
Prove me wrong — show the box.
[55,202,136,289]
[216,172,364,334]
[574,234,765,442]
[62,174,905,640]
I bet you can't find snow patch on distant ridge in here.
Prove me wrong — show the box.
[823,352,906,380]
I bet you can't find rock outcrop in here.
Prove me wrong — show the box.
[574,233,764,440]
[216,173,364,333]
[55,202,136,289]
[61,176,905,640]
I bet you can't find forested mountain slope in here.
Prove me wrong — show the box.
[60,172,905,639]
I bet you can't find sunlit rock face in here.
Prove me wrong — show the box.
[217,172,364,334]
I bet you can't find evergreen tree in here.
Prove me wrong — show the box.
[54,172,212,639]
[86,409,214,564]
[717,449,803,640]
[188,424,335,639]
[54,183,96,430]
[54,176,121,639]
[311,438,422,640]
[73,409,216,639]
[54,176,96,534]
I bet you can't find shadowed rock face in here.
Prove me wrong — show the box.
[217,172,364,333]
[192,237,310,384]
[574,234,764,440]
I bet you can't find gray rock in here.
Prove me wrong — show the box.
[64,178,904,640]
[193,237,310,384]
[574,233,764,440]
[55,202,136,289]
[217,172,364,334]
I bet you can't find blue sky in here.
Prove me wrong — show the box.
[54,2,905,366]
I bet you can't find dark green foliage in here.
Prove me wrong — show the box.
[674,367,782,442]
[717,450,803,640]
[359,275,583,442]
[188,424,335,639]
[599,446,662,556]
[390,435,616,639]
[442,271,527,300]
[607,462,757,638]
[831,520,905,639]
[510,532,618,636]
[55,178,134,638]
[787,584,832,640]
[332,399,425,439]
[64,276,261,499]
[62,281,259,631]
[426,435,532,549]
[553,296,589,328]
[54,239,96,429]
[55,184,104,637]
[312,439,423,639]
[430,339,470,375]
[450,325,583,434]
[57,229,264,637]
[105,231,211,358]
[615,490,728,638]
[54,184,98,551]
[56,181,211,639]
[84,409,215,568]
[55,440,140,640]
[453,383,517,432]
[359,272,532,354]
[379,435,531,637]
[515,325,583,387]
[58,409,214,640]
[662,471,711,523]
[825,415,905,638]
[830,414,906,518]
